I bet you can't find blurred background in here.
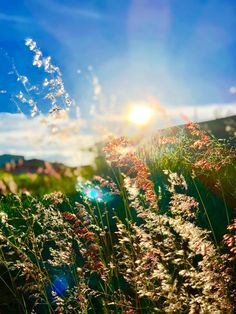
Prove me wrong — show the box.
[0,0,236,166]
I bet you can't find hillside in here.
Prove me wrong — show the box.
[1,115,235,171]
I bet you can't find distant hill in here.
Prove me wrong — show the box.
[1,115,235,172]
[199,115,236,139]
[0,154,24,167]
[158,115,236,145]
[0,155,76,177]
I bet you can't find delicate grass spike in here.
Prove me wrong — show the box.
[14,38,75,118]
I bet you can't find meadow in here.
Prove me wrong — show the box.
[0,120,236,313]
[0,39,236,313]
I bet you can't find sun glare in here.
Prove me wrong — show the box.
[128,104,154,126]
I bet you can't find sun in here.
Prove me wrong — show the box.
[128,103,154,126]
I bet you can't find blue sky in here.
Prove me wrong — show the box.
[0,0,236,116]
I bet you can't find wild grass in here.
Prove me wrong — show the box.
[0,123,236,313]
[0,170,77,197]
[0,39,235,313]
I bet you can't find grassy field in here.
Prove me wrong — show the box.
[0,119,236,313]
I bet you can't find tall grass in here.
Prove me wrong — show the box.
[0,124,235,313]
[0,39,235,313]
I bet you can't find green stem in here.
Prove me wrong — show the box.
[192,177,218,246]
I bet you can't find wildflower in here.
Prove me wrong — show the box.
[104,137,158,209]
[63,212,77,221]
[185,120,231,172]
[93,261,104,270]
[76,267,83,276]
[84,231,95,241]
[74,218,82,226]
[194,158,225,171]
[89,244,99,252]
[224,219,236,257]
[164,170,188,193]
[43,191,64,204]
[0,211,8,224]
[170,193,198,220]
[80,227,88,235]
[93,175,120,194]
[159,136,176,145]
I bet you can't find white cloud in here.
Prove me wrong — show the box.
[34,0,103,20]
[0,13,29,23]
[229,86,236,94]
[165,102,236,124]
[0,113,96,167]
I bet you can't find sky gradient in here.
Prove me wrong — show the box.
[0,0,236,116]
[0,0,236,165]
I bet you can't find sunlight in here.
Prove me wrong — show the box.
[127,103,154,126]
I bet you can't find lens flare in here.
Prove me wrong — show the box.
[128,104,154,126]
[53,277,68,296]
[85,188,102,201]
[76,178,116,203]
